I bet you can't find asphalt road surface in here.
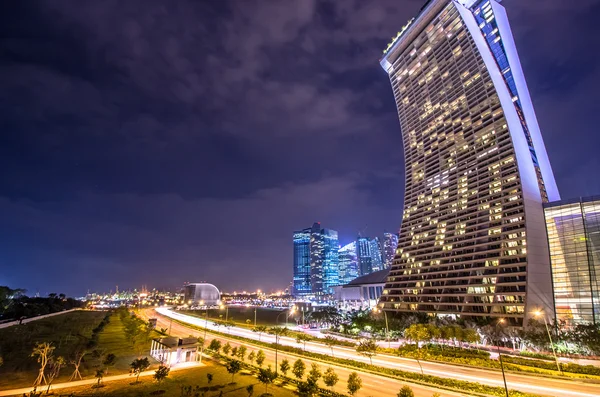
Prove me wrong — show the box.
[147,307,600,397]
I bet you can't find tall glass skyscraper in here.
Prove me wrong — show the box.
[357,237,373,276]
[370,237,384,272]
[544,197,600,325]
[379,0,559,324]
[383,232,399,269]
[293,227,312,296]
[293,223,339,296]
[339,242,359,284]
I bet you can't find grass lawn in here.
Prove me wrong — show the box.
[0,311,106,389]
[0,310,160,390]
[35,360,297,397]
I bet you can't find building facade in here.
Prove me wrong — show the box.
[338,242,359,285]
[293,228,312,296]
[357,237,373,276]
[379,0,559,324]
[294,223,339,296]
[544,197,600,325]
[383,232,400,269]
[183,283,221,306]
[370,237,384,272]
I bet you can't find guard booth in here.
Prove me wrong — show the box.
[150,337,199,367]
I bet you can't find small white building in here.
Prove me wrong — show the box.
[333,269,389,310]
[150,337,199,367]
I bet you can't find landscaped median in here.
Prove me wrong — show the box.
[168,316,546,397]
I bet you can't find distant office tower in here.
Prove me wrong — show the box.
[293,227,312,296]
[310,223,340,295]
[383,232,399,269]
[370,237,384,272]
[338,242,359,284]
[293,223,339,296]
[357,237,373,276]
[379,0,559,324]
[544,197,600,325]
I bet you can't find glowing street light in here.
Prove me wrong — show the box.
[374,306,390,349]
[534,310,561,373]
[496,318,509,397]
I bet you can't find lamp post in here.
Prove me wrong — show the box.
[220,304,229,322]
[274,308,294,374]
[254,307,257,327]
[200,302,208,363]
[534,310,561,373]
[496,319,509,397]
[373,307,390,349]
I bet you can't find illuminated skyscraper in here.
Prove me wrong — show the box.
[383,232,399,269]
[370,237,384,272]
[357,237,373,276]
[293,223,339,296]
[293,227,312,296]
[379,0,559,325]
[338,242,359,284]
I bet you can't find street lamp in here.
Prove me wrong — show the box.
[534,310,561,373]
[199,305,208,363]
[220,304,229,322]
[496,319,509,397]
[373,307,390,349]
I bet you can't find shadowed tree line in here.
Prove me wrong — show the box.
[0,286,84,322]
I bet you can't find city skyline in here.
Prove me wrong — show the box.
[2,0,600,296]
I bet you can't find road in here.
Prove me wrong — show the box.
[152,307,600,397]
[143,309,464,397]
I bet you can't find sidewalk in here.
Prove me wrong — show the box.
[0,309,81,329]
[0,362,203,396]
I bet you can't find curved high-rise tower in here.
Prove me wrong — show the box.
[379,0,559,325]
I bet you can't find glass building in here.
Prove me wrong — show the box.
[294,223,339,296]
[379,0,559,324]
[383,232,399,269]
[338,242,359,285]
[293,227,312,296]
[544,197,600,325]
[370,237,384,272]
[357,237,373,276]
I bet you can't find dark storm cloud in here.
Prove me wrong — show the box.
[1,0,599,295]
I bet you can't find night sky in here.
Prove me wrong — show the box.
[2,0,600,297]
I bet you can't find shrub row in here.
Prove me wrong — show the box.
[502,356,600,376]
[396,344,491,360]
[173,318,542,397]
[87,313,111,348]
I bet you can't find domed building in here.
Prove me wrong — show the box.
[183,283,220,306]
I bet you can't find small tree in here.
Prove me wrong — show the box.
[323,335,337,357]
[279,359,290,376]
[248,351,256,364]
[356,339,377,365]
[257,365,277,394]
[222,342,232,356]
[31,342,54,387]
[103,353,117,375]
[207,373,214,384]
[154,364,170,386]
[231,346,238,357]
[226,359,241,383]
[253,325,268,341]
[255,349,266,367]
[95,368,105,387]
[404,324,430,374]
[237,345,247,362]
[69,348,87,381]
[46,356,65,393]
[398,385,415,397]
[307,363,322,384]
[347,372,362,396]
[323,367,339,390]
[292,359,306,379]
[209,339,222,354]
[246,384,254,397]
[130,357,151,383]
[296,333,311,351]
